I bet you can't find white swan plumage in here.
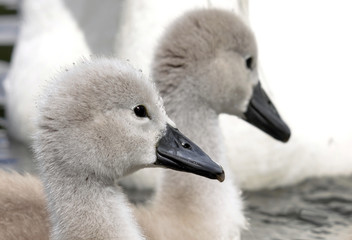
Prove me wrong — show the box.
[4,0,90,144]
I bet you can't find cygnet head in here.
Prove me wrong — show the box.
[34,58,224,183]
[153,9,290,142]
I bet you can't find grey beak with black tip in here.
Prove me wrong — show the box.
[155,124,225,182]
[244,82,291,142]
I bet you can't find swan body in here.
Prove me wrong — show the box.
[4,0,90,144]
[0,170,49,240]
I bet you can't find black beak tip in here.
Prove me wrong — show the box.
[267,122,291,143]
[217,169,225,182]
[276,124,291,143]
[282,130,291,143]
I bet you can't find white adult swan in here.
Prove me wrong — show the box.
[135,9,290,240]
[0,57,224,240]
[221,0,352,190]
[4,0,90,145]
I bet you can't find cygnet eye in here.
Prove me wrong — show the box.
[134,105,148,118]
[245,57,253,70]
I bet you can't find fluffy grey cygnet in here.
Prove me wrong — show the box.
[136,9,290,240]
[0,170,49,240]
[32,57,223,240]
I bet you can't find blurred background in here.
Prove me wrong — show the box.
[0,0,18,171]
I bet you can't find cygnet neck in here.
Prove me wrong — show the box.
[40,155,144,240]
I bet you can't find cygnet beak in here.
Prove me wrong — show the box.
[155,124,225,182]
[244,82,291,142]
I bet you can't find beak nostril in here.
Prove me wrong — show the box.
[181,142,191,149]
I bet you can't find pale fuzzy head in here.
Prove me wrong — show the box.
[34,58,168,180]
[153,9,258,116]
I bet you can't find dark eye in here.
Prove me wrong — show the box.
[245,57,253,70]
[134,105,148,118]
